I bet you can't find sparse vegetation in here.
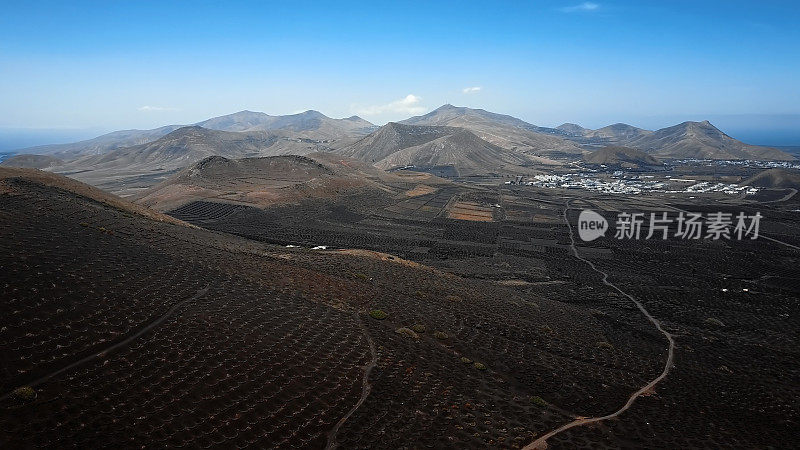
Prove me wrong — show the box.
[369,309,388,320]
[596,341,614,350]
[705,317,725,327]
[352,272,369,281]
[411,323,426,333]
[13,386,36,402]
[540,325,553,334]
[434,331,448,340]
[395,327,419,339]
[461,356,472,364]
[473,362,487,370]
[530,396,547,407]
[445,295,462,303]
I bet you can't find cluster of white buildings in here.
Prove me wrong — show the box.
[527,174,653,194]
[675,159,800,170]
[684,182,758,195]
[515,173,759,196]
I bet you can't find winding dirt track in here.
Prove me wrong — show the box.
[0,286,209,402]
[324,313,378,450]
[523,201,676,449]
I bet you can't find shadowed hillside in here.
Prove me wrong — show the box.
[338,122,458,162]
[559,120,794,160]
[584,146,662,168]
[374,128,554,175]
[629,121,794,160]
[1,154,63,169]
[742,168,800,188]
[134,152,444,211]
[339,122,559,176]
[400,105,585,156]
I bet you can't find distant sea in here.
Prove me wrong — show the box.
[0,151,15,163]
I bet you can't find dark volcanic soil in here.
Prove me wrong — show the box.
[0,173,666,448]
[166,181,799,448]
[2,169,798,448]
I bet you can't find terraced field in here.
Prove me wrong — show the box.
[164,181,799,448]
[383,186,460,221]
[2,167,797,448]
[0,179,376,447]
[1,172,670,448]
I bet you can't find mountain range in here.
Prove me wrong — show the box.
[336,122,557,176]
[556,119,792,160]
[9,113,378,194]
[3,105,794,193]
[400,105,584,156]
[15,110,376,158]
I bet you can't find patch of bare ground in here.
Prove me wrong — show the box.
[447,201,495,222]
[333,249,437,271]
[403,184,437,197]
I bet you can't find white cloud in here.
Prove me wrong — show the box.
[138,105,179,112]
[462,86,482,94]
[354,94,427,116]
[560,2,599,12]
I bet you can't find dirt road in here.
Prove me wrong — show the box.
[523,201,676,449]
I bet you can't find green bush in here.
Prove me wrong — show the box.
[434,331,449,340]
[461,356,472,364]
[395,327,419,339]
[473,362,487,370]
[369,309,388,320]
[411,324,427,333]
[530,396,547,407]
[705,317,725,327]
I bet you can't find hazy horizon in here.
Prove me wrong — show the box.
[1,110,799,152]
[2,1,799,148]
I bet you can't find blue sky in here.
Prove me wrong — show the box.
[1,0,799,149]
